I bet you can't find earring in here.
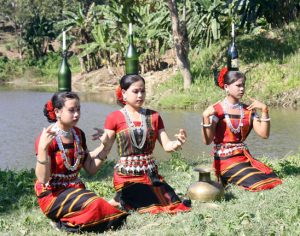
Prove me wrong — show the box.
[56,115,61,119]
[124,97,127,101]
[225,89,229,95]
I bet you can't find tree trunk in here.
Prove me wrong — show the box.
[166,0,192,90]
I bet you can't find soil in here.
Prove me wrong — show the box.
[0,27,178,104]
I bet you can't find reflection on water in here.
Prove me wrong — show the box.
[0,90,299,170]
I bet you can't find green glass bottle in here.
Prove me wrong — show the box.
[227,23,239,71]
[58,51,72,92]
[125,23,139,75]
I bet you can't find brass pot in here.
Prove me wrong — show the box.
[187,167,224,202]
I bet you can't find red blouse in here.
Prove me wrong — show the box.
[104,109,164,156]
[213,103,254,144]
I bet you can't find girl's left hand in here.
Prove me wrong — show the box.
[174,129,187,145]
[92,128,110,145]
[246,98,268,111]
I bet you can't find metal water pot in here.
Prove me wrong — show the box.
[187,167,224,202]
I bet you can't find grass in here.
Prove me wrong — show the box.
[0,153,299,235]
[152,21,300,109]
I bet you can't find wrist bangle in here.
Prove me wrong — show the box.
[96,155,107,161]
[201,122,212,128]
[260,117,271,121]
[37,158,49,165]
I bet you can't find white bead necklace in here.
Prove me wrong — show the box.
[122,107,147,149]
[223,98,244,134]
[55,128,84,171]
[52,123,72,139]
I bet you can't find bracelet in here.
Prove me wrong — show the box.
[260,117,271,122]
[95,155,107,161]
[37,158,49,165]
[201,122,212,128]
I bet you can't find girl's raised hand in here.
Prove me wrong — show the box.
[91,128,105,141]
[174,129,187,145]
[39,124,56,150]
[246,98,268,111]
[203,101,220,118]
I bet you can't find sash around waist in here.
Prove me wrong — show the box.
[115,154,156,175]
[214,143,248,158]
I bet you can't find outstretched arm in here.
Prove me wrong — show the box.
[247,98,270,139]
[83,129,115,175]
[158,128,187,152]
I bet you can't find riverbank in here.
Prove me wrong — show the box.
[1,22,300,109]
[0,153,299,235]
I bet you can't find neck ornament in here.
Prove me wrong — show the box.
[223,99,244,134]
[55,128,84,171]
[52,123,72,139]
[122,107,147,149]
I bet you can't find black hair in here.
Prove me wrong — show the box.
[224,71,246,85]
[119,74,145,90]
[43,91,80,123]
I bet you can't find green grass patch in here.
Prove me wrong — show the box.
[0,154,299,235]
[153,21,300,109]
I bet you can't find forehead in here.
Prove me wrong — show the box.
[128,80,145,89]
[63,98,80,107]
[231,78,245,85]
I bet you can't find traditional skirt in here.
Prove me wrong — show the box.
[35,183,128,233]
[214,143,282,191]
[113,171,191,214]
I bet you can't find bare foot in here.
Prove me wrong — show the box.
[108,198,121,207]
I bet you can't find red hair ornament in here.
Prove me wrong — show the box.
[46,100,56,120]
[217,67,228,89]
[115,86,126,105]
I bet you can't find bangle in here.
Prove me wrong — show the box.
[37,158,49,165]
[201,122,212,128]
[96,155,107,161]
[260,117,271,122]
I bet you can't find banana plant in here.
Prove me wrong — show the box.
[187,0,226,49]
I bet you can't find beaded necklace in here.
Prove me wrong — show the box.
[223,99,244,134]
[55,128,84,171]
[122,107,147,149]
[52,123,72,139]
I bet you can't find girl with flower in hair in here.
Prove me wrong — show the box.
[201,68,282,191]
[93,74,191,214]
[35,91,128,233]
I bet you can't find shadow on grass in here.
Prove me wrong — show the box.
[0,168,37,214]
[276,160,300,178]
[224,191,237,202]
[239,35,296,64]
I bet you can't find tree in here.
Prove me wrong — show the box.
[166,0,192,90]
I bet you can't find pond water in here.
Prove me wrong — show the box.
[0,90,299,170]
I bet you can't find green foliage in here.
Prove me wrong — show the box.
[153,21,300,109]
[22,14,55,59]
[0,57,27,82]
[169,152,190,172]
[259,154,300,178]
[0,169,36,213]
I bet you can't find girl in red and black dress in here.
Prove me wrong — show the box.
[201,68,282,191]
[94,74,190,214]
[35,92,128,233]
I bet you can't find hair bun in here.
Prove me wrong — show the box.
[43,100,56,122]
[217,67,228,89]
[115,86,126,106]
